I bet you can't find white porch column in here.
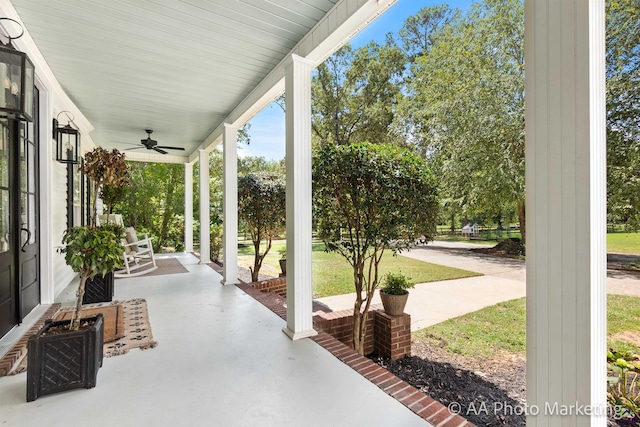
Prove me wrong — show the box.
[198,149,211,263]
[222,123,239,285]
[283,54,316,340]
[184,162,194,253]
[525,1,606,425]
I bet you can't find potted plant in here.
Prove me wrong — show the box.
[27,225,124,401]
[379,272,414,316]
[278,247,286,276]
[81,148,129,303]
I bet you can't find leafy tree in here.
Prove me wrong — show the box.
[400,0,526,240]
[312,42,406,147]
[238,156,285,176]
[606,0,640,229]
[238,173,286,282]
[238,123,252,146]
[118,162,185,251]
[313,142,438,355]
[100,184,128,215]
[398,5,457,60]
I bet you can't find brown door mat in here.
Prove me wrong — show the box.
[54,303,124,343]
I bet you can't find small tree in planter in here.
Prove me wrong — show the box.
[79,148,129,303]
[61,224,124,330]
[238,173,286,282]
[82,147,129,226]
[314,142,438,355]
[27,148,128,401]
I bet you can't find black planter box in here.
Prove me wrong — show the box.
[27,314,104,402]
[82,271,114,304]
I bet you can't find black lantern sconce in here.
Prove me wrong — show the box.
[0,18,34,122]
[54,111,80,164]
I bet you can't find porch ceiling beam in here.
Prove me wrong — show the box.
[189,0,397,163]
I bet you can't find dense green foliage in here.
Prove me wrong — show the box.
[61,224,124,330]
[118,162,185,252]
[100,184,127,215]
[606,0,640,229]
[61,226,124,279]
[312,42,406,147]
[314,142,438,354]
[210,223,223,262]
[607,348,640,421]
[397,0,526,238]
[238,173,286,281]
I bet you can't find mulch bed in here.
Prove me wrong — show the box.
[370,340,526,426]
[371,340,636,426]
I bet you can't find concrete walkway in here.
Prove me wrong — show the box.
[315,240,640,331]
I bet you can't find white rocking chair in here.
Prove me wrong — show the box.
[114,227,158,278]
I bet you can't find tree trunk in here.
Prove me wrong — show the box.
[251,238,261,282]
[450,211,455,233]
[159,169,178,248]
[70,275,88,331]
[250,236,271,282]
[352,299,364,354]
[518,202,526,244]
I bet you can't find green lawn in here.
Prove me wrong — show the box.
[310,243,480,298]
[237,239,286,278]
[607,232,640,254]
[238,238,480,298]
[414,295,640,358]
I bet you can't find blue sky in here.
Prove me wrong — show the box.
[240,0,474,161]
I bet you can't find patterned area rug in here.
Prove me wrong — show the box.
[0,298,157,376]
[104,298,157,357]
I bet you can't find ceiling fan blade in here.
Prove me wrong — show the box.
[124,146,146,151]
[153,147,168,155]
[156,146,185,151]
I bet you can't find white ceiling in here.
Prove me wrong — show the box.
[8,0,340,159]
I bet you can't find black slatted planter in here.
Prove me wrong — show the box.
[27,314,104,402]
[82,272,114,304]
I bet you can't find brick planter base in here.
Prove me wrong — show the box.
[374,311,411,360]
[314,307,411,360]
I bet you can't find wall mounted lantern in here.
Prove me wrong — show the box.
[0,18,34,122]
[54,111,80,164]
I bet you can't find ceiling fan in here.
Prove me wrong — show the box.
[127,129,186,155]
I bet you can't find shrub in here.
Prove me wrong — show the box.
[608,348,640,422]
[210,224,223,262]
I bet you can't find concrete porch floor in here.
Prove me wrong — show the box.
[0,253,430,427]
